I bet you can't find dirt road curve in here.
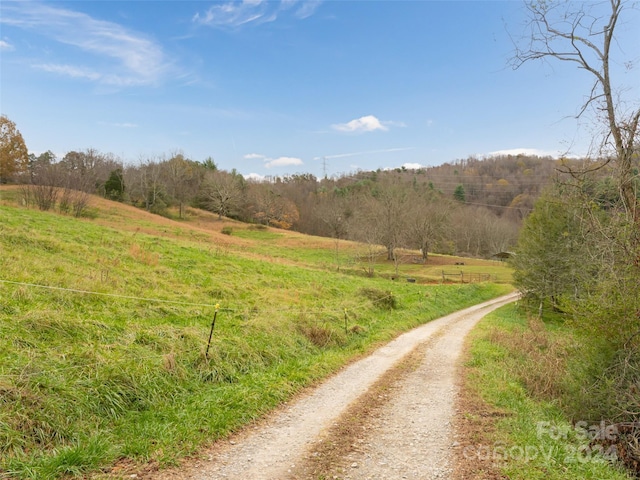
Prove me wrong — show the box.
[151,292,518,480]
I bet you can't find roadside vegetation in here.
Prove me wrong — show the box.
[0,192,512,479]
[457,304,633,480]
[502,1,640,477]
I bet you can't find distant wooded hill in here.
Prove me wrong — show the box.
[13,151,588,258]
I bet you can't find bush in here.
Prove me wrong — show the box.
[359,287,397,310]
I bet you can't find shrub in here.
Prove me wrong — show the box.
[359,287,397,310]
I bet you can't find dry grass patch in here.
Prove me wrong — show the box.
[129,243,159,266]
[488,315,573,400]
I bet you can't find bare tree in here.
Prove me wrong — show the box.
[316,192,352,268]
[200,169,246,219]
[370,178,410,262]
[121,158,166,214]
[30,162,64,211]
[349,194,385,277]
[163,153,201,219]
[406,189,452,261]
[511,0,639,219]
[510,3,640,429]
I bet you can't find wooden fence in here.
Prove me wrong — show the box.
[441,271,494,283]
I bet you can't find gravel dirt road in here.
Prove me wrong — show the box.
[149,292,518,480]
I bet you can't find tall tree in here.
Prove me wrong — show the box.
[511,0,640,344]
[511,0,640,220]
[316,190,352,267]
[511,185,587,313]
[406,189,451,261]
[104,168,125,201]
[136,158,167,214]
[373,178,410,262]
[162,153,201,219]
[0,115,28,183]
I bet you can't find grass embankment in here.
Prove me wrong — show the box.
[457,304,632,479]
[0,195,512,479]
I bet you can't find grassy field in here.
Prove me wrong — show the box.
[458,304,632,479]
[0,188,513,479]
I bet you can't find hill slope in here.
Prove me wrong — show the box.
[0,190,511,478]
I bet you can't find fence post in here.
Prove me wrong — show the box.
[205,303,221,360]
[344,308,348,335]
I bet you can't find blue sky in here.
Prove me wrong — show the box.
[1,1,639,180]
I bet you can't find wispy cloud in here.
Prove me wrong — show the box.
[331,115,390,133]
[245,152,304,168]
[244,153,267,160]
[0,40,14,51]
[289,0,323,19]
[1,2,171,87]
[317,147,413,160]
[193,0,322,27]
[99,121,138,128]
[35,63,101,81]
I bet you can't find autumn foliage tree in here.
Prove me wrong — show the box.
[248,183,300,229]
[0,115,28,183]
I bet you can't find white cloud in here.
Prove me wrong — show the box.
[244,172,266,182]
[402,163,424,170]
[332,115,389,133]
[193,0,321,27]
[244,153,266,160]
[0,40,14,51]
[246,152,304,168]
[486,148,560,158]
[1,2,171,87]
[265,156,303,168]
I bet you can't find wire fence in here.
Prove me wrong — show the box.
[0,277,440,379]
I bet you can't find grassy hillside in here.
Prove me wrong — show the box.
[0,188,512,479]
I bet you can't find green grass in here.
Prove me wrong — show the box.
[0,199,512,479]
[463,304,632,479]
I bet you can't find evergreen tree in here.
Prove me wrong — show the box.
[104,168,125,201]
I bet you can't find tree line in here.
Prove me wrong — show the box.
[1,118,572,260]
